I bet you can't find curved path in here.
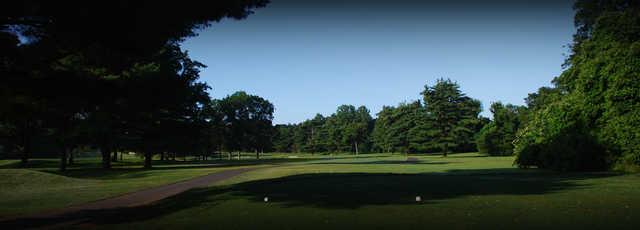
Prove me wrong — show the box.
[57,167,257,213]
[0,166,263,228]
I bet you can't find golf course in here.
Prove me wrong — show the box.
[3,0,640,229]
[2,153,639,229]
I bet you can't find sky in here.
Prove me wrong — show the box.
[181,0,576,124]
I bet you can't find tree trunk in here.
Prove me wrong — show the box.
[120,151,123,161]
[160,152,165,161]
[101,146,111,169]
[443,143,448,157]
[112,150,118,162]
[256,149,259,159]
[228,152,231,160]
[355,142,359,155]
[20,133,31,167]
[237,152,240,160]
[20,152,29,166]
[59,147,68,172]
[19,121,34,167]
[68,151,74,165]
[144,152,152,169]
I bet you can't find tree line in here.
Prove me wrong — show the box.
[272,79,488,156]
[0,0,270,171]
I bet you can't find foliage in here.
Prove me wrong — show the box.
[217,91,275,154]
[515,0,640,171]
[422,79,484,156]
[0,1,269,170]
[276,105,373,154]
[476,102,528,156]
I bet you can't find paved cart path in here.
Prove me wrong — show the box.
[0,166,262,228]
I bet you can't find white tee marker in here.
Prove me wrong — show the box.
[415,196,422,202]
[264,197,269,202]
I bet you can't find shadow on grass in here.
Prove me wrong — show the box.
[0,168,621,228]
[225,170,616,209]
[1,157,312,168]
[3,157,316,180]
[311,160,451,165]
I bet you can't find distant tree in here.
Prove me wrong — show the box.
[218,91,274,159]
[476,102,528,155]
[329,105,373,154]
[388,102,422,154]
[204,100,226,156]
[407,103,438,153]
[308,114,327,153]
[246,96,275,158]
[422,79,475,157]
[451,97,485,153]
[273,124,296,153]
[293,114,326,154]
[371,106,396,153]
[344,106,372,155]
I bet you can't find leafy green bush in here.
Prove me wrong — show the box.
[515,2,640,171]
[514,96,608,171]
[475,103,526,156]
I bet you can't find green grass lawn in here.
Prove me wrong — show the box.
[2,153,640,229]
[0,154,307,217]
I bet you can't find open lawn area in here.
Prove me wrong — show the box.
[1,153,639,229]
[0,154,308,217]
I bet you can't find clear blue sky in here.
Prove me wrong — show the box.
[181,0,575,124]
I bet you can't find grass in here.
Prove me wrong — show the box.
[2,153,640,229]
[0,153,306,217]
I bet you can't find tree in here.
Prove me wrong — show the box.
[1,0,269,170]
[273,124,296,153]
[203,100,226,157]
[450,97,484,153]
[121,44,210,168]
[2,1,269,76]
[371,101,437,154]
[476,102,528,156]
[387,102,422,154]
[371,106,395,153]
[327,105,373,154]
[0,32,44,166]
[524,87,562,111]
[293,114,326,154]
[345,106,372,155]
[422,79,474,157]
[218,91,274,159]
[515,0,640,171]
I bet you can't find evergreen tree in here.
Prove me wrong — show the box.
[422,79,475,157]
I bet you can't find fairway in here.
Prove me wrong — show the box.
[2,153,639,229]
[0,155,296,217]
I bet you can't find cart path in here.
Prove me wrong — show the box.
[1,166,263,225]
